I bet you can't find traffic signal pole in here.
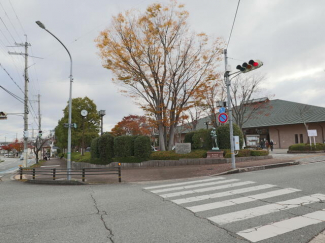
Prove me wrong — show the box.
[224,49,236,169]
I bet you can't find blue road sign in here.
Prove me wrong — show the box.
[219,107,226,113]
[218,113,228,123]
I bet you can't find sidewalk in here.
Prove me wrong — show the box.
[14,152,325,184]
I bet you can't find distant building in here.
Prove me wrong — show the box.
[176,99,325,149]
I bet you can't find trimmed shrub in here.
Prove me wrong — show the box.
[289,143,325,151]
[99,134,114,162]
[149,149,207,160]
[90,137,100,159]
[250,150,269,156]
[237,149,252,157]
[114,135,135,157]
[134,136,151,159]
[184,132,195,148]
[192,129,213,150]
[216,124,244,149]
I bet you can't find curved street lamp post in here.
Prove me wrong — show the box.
[36,21,73,180]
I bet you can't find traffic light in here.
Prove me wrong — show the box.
[0,111,7,120]
[236,60,263,73]
[38,130,42,137]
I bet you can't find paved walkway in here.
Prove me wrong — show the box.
[13,151,325,184]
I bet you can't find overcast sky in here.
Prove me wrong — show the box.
[1,0,324,142]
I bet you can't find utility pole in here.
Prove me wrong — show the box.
[224,49,236,169]
[38,94,41,131]
[9,35,31,167]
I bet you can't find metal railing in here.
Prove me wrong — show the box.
[19,166,121,183]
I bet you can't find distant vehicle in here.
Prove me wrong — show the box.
[85,147,91,152]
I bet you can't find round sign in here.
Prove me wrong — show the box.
[219,107,226,113]
[81,110,88,117]
[218,113,228,123]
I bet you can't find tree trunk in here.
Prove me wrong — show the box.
[158,123,166,151]
[168,125,176,151]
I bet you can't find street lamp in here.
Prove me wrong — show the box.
[99,110,106,135]
[36,21,73,180]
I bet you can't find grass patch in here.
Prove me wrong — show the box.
[70,152,91,162]
[26,160,46,169]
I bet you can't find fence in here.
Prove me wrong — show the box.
[19,166,121,183]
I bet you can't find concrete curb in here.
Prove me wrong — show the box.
[25,180,85,185]
[215,161,299,176]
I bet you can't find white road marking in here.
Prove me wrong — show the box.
[41,165,60,167]
[187,188,301,213]
[237,210,325,242]
[144,177,225,190]
[208,194,325,225]
[171,184,276,204]
[151,179,239,194]
[160,181,256,198]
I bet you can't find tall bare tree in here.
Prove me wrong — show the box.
[95,1,223,150]
[230,73,267,130]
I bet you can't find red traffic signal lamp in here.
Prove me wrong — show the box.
[236,59,263,73]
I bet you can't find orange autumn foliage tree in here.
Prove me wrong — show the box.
[96,1,223,150]
[111,115,152,136]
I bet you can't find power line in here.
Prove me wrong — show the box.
[0,85,23,104]
[8,0,26,35]
[226,0,241,49]
[0,1,23,43]
[0,16,16,43]
[0,62,24,94]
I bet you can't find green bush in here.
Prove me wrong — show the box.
[250,150,269,156]
[184,132,195,148]
[216,124,244,149]
[71,152,91,162]
[223,149,269,158]
[114,136,135,157]
[90,137,100,159]
[288,143,325,151]
[134,136,151,159]
[149,150,207,160]
[99,134,114,162]
[192,129,213,150]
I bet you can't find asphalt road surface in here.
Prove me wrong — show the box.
[0,156,35,178]
[1,160,325,243]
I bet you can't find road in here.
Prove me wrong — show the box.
[0,156,35,177]
[1,159,325,242]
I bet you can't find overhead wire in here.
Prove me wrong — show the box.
[226,0,241,49]
[0,85,23,104]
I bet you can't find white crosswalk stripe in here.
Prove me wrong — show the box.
[151,179,239,194]
[144,177,325,242]
[171,184,276,204]
[186,188,301,213]
[160,181,255,198]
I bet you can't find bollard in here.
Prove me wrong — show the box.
[19,167,22,180]
[32,168,35,180]
[118,163,121,183]
[52,168,56,180]
[82,168,85,182]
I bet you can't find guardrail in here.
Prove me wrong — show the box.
[19,166,121,183]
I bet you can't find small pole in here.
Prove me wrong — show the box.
[53,168,56,180]
[118,163,121,183]
[82,168,85,182]
[32,168,35,180]
[19,167,22,180]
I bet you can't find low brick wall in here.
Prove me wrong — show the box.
[72,155,272,170]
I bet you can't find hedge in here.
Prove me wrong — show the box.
[90,137,100,159]
[216,124,244,149]
[224,149,269,158]
[288,143,325,151]
[149,150,207,160]
[98,134,114,162]
[114,135,136,157]
[134,136,151,159]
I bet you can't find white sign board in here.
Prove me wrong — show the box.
[233,136,240,150]
[307,130,317,137]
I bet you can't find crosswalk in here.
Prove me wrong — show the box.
[143,177,325,242]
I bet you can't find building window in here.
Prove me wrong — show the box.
[300,134,303,143]
[295,134,299,144]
